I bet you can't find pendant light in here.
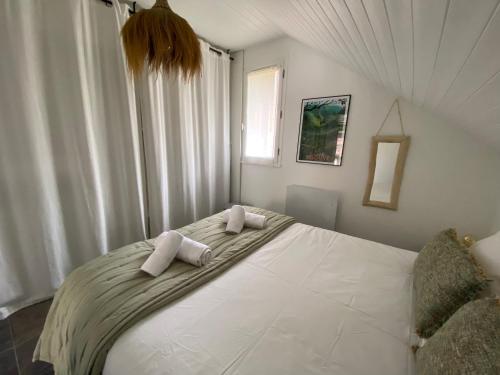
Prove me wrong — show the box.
[121,0,202,80]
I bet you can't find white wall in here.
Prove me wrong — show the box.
[230,37,500,251]
[494,198,500,234]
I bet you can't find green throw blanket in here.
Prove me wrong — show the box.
[34,207,295,375]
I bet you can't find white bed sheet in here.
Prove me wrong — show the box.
[104,224,417,375]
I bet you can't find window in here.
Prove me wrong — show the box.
[242,66,283,166]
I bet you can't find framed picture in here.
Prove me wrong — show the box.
[296,95,351,166]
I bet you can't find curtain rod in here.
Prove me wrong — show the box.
[209,47,222,56]
[99,0,234,60]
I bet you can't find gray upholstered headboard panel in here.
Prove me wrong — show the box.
[285,185,339,230]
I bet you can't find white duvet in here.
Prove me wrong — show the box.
[104,224,417,375]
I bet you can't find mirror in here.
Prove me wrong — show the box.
[363,136,410,210]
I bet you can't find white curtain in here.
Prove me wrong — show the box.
[0,1,230,318]
[139,41,231,235]
[0,0,147,318]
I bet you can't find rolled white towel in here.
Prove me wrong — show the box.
[222,209,266,229]
[177,237,212,267]
[226,205,246,234]
[141,230,183,277]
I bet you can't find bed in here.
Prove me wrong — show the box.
[103,222,417,375]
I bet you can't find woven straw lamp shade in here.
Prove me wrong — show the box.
[121,0,202,80]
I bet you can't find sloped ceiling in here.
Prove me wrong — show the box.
[135,0,283,49]
[136,0,500,150]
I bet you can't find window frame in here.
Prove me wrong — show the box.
[241,64,285,167]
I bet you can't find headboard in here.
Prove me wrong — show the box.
[285,185,339,230]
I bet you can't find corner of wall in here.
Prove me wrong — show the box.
[229,50,244,203]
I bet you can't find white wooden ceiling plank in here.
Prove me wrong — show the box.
[329,0,384,84]
[344,0,392,87]
[267,0,354,68]
[423,0,499,108]
[291,0,354,67]
[291,0,335,49]
[384,0,414,100]
[319,0,377,79]
[302,0,358,66]
[412,0,450,106]
[447,71,500,149]
[456,72,500,119]
[328,0,384,84]
[287,1,345,60]
[285,19,344,63]
[362,0,401,92]
[250,0,328,56]
[304,0,371,77]
[438,3,500,112]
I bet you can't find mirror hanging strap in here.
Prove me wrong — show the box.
[375,98,405,136]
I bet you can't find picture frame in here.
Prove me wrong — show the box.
[296,95,351,166]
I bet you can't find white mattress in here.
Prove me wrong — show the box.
[104,224,417,375]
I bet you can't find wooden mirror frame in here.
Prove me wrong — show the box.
[363,135,410,210]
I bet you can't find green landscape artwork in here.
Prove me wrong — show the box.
[296,95,351,166]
